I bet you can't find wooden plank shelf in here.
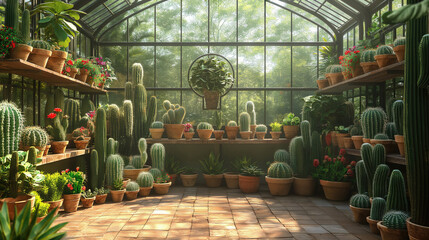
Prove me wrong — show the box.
[317,61,404,94]
[0,59,107,94]
[345,148,405,165]
[38,148,91,166]
[146,138,290,145]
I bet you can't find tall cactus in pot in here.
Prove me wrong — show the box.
[95,107,107,187]
[150,143,165,171]
[0,102,23,157]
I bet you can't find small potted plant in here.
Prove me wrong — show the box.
[110,178,125,202]
[197,122,213,140]
[349,193,371,224]
[74,136,89,150]
[94,187,109,204]
[180,168,198,187]
[200,152,224,188]
[239,165,264,194]
[81,189,96,208]
[183,123,195,140]
[392,37,405,62]
[239,112,252,140]
[125,181,140,200]
[340,46,364,78]
[282,113,300,139]
[225,156,256,189]
[377,211,409,240]
[74,58,100,84]
[149,121,164,139]
[374,45,397,68]
[1,25,29,60]
[316,76,329,89]
[360,49,379,73]
[370,133,397,154]
[61,167,85,212]
[269,122,282,140]
[37,172,67,216]
[165,156,185,185]
[335,126,350,149]
[225,121,239,140]
[27,40,52,68]
[266,162,294,196]
[136,172,154,197]
[213,111,224,140]
[162,100,186,139]
[46,108,69,154]
[20,126,49,158]
[255,124,267,140]
[31,192,50,223]
[367,197,386,234]
[153,172,172,195]
[327,65,344,85]
[350,120,364,149]
[62,56,79,78]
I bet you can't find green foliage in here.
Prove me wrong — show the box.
[239,112,250,132]
[105,154,124,187]
[136,171,154,187]
[282,113,300,126]
[255,124,267,132]
[189,57,234,94]
[126,181,140,191]
[37,173,67,202]
[197,122,213,130]
[269,122,282,132]
[360,49,376,62]
[32,192,50,218]
[267,162,293,178]
[151,121,164,129]
[82,189,96,198]
[94,187,109,195]
[355,160,368,195]
[199,152,224,175]
[231,156,256,173]
[370,197,386,221]
[382,211,409,229]
[111,178,124,191]
[349,194,371,208]
[329,65,342,73]
[0,101,23,157]
[240,165,264,177]
[375,45,394,55]
[386,170,408,212]
[361,107,387,139]
[382,0,429,24]
[20,126,49,147]
[165,156,184,175]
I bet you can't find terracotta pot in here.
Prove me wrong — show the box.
[319,180,352,201]
[10,44,33,60]
[239,175,260,193]
[350,205,370,224]
[367,217,381,234]
[360,62,379,73]
[170,173,178,185]
[110,190,125,202]
[75,68,89,83]
[375,54,398,68]
[326,74,333,85]
[336,133,350,149]
[225,126,239,140]
[180,173,198,187]
[123,165,151,181]
[331,132,338,146]
[203,174,223,188]
[81,197,95,208]
[122,178,131,189]
[46,50,68,73]
[363,138,371,144]
[270,131,281,140]
[352,61,364,77]
[407,217,429,240]
[27,48,52,67]
[266,176,294,196]
[377,221,408,240]
[342,71,352,80]
[44,144,51,156]
[317,79,329,89]
[36,215,46,223]
[213,130,224,140]
[393,45,405,62]
[283,125,299,139]
[51,141,68,154]
[395,135,405,157]
[69,68,79,78]
[184,131,194,140]
[165,124,185,139]
[352,136,364,149]
[293,177,315,196]
[47,199,63,216]
[203,90,220,109]
[95,194,107,204]
[255,132,266,140]
[240,131,251,140]
[74,140,89,150]
[197,129,213,140]
[139,187,152,197]
[224,172,239,189]
[343,137,354,149]
[250,125,256,139]
[370,139,398,154]
[153,182,171,195]
[125,191,139,200]
[330,72,344,85]
[21,145,45,158]
[149,128,164,139]
[0,194,35,220]
[63,193,81,213]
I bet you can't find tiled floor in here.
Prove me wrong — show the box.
[54,186,381,240]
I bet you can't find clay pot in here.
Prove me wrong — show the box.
[336,133,350,149]
[63,193,81,213]
[125,191,139,200]
[36,216,46,223]
[153,182,171,195]
[123,165,151,181]
[224,172,239,189]
[46,50,68,73]
[393,45,405,62]
[21,145,45,158]
[319,180,352,201]
[213,130,224,140]
[250,125,256,139]
[164,124,185,139]
[180,173,198,187]
[110,190,125,202]
[327,74,333,85]
[51,141,68,154]
[367,217,381,234]
[75,68,89,83]
[27,48,52,67]
[255,132,266,140]
[270,131,281,140]
[363,138,371,144]
[352,136,364,149]
[197,129,213,140]
[81,197,95,208]
[350,205,370,224]
[170,174,178,185]
[74,140,89,150]
[149,128,164,139]
[342,71,352,80]
[0,194,35,220]
[95,194,107,204]
[203,90,220,109]
[283,125,299,139]
[377,221,408,240]
[240,131,251,140]
[343,137,354,149]
[395,135,405,157]
[139,187,152,197]
[330,72,344,85]
[122,178,131,189]
[46,199,63,216]
[407,217,429,240]
[266,176,294,196]
[352,61,364,77]
[69,68,79,78]
[293,177,315,196]
[225,126,239,140]
[375,54,398,68]
[10,44,33,60]
[184,132,194,140]
[317,79,329,89]
[360,62,379,73]
[203,174,223,188]
[331,132,338,146]
[44,144,51,156]
[239,175,260,193]
[370,139,398,154]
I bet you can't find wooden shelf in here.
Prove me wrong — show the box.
[146,138,290,145]
[38,148,91,166]
[317,61,404,94]
[0,59,107,94]
[345,148,405,165]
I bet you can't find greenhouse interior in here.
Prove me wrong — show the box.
[0,0,428,239]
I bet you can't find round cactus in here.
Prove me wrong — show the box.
[197,122,213,130]
[239,112,250,132]
[227,121,237,127]
[136,172,154,188]
[325,65,334,73]
[274,149,290,164]
[105,154,124,187]
[148,168,162,180]
[330,65,342,73]
[150,143,165,171]
[382,211,409,229]
[374,133,389,140]
[28,40,51,50]
[124,164,135,169]
[360,49,376,62]
[267,162,293,178]
[126,181,140,191]
[393,37,406,47]
[0,101,24,157]
[370,197,386,221]
[20,126,49,147]
[361,107,387,139]
[151,121,164,129]
[255,124,267,132]
[376,45,394,55]
[349,194,371,208]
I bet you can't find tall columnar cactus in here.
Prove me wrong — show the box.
[95,107,107,187]
[246,101,256,125]
[150,143,165,171]
[386,169,408,212]
[21,9,30,43]
[123,100,133,137]
[149,168,162,180]
[107,104,120,140]
[131,63,144,86]
[5,0,18,29]
[9,151,19,198]
[90,149,99,190]
[310,131,323,161]
[0,102,23,157]
[385,122,397,140]
[131,138,148,169]
[20,126,49,147]
[124,82,133,101]
[64,99,81,133]
[370,197,386,221]
[50,113,68,141]
[355,160,368,195]
[382,211,409,229]
[107,138,116,157]
[300,121,311,174]
[239,112,250,132]
[361,143,386,197]
[105,154,124,187]
[133,84,147,142]
[267,162,293,178]
[289,136,306,178]
[274,149,290,164]
[136,171,154,188]
[373,164,390,199]
[418,34,429,87]
[81,95,95,117]
[349,194,371,208]
[361,108,387,139]
[144,96,157,136]
[392,100,403,136]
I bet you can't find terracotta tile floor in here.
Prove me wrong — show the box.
[54,186,380,240]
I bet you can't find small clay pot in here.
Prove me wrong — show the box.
[27,48,52,67]
[180,173,198,187]
[44,144,51,156]
[293,177,315,196]
[203,174,223,188]
[95,194,107,204]
[164,124,185,139]
[213,130,224,140]
[75,68,89,82]
[393,45,405,62]
[110,190,125,202]
[10,44,33,61]
[352,136,364,149]
[370,139,398,154]
[367,217,380,234]
[63,193,81,213]
[266,176,294,196]
[352,61,364,77]
[336,133,350,149]
[153,182,171,195]
[51,141,69,154]
[197,129,213,140]
[225,126,239,140]
[81,197,95,208]
[123,166,151,181]
[317,79,329,89]
[283,125,299,139]
[270,131,281,140]
[360,62,379,73]
[343,137,354,149]
[255,132,266,140]
[0,194,35,220]
[375,54,398,68]
[139,187,152,197]
[149,128,164,139]
[74,140,89,150]
[125,191,139,200]
[239,175,260,193]
[69,68,79,78]
[46,50,68,73]
[350,205,370,224]
[46,199,63,216]
[377,221,408,240]
[240,131,251,140]
[330,72,344,85]
[224,172,239,189]
[250,125,256,139]
[407,217,429,240]
[319,180,352,201]
[184,131,194,140]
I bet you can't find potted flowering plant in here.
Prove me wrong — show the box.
[340,46,365,78]
[90,57,117,88]
[153,172,172,195]
[269,122,282,140]
[61,167,85,212]
[46,108,69,154]
[183,123,194,140]
[282,113,300,139]
[62,56,78,78]
[74,58,101,84]
[1,26,28,60]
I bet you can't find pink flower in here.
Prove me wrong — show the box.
[313,159,319,167]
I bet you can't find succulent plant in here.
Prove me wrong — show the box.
[382,211,409,229]
[349,193,371,208]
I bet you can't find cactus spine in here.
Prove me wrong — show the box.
[149,168,162,180]
[239,112,250,132]
[132,63,144,85]
[255,124,267,132]
[151,121,164,128]
[370,197,386,221]
[64,99,81,133]
[267,162,293,178]
[107,104,120,140]
[20,126,49,147]
[393,37,406,47]
[361,143,386,197]
[373,164,390,199]
[106,138,116,157]
[5,0,18,29]
[355,160,368,195]
[9,151,19,198]
[21,9,30,43]
[0,102,23,157]
[289,136,306,177]
[150,143,165,171]
[95,107,107,187]
[386,169,408,212]
[105,154,124,187]
[123,100,133,137]
[197,122,213,130]
[246,101,256,125]
[382,211,409,229]
[227,121,237,127]
[90,149,98,190]
[361,108,387,139]
[392,100,403,136]
[349,194,371,208]
[126,181,140,191]
[136,171,154,188]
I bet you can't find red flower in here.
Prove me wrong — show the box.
[347,169,354,176]
[76,166,80,171]
[82,186,86,191]
[339,149,346,156]
[313,159,320,167]
[66,67,71,73]
[47,113,56,119]
[67,183,73,190]
[61,170,65,174]
[328,157,332,162]
[324,155,329,160]
[54,108,62,113]
[65,169,70,173]
[347,165,351,169]
[350,161,356,167]
[341,157,346,163]
[67,60,73,65]
[11,41,15,48]
[325,133,332,146]
[333,158,337,163]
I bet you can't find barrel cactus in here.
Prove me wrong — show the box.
[361,107,387,139]
[274,149,290,164]
[376,45,394,55]
[360,49,376,62]
[330,65,342,73]
[126,181,140,192]
[151,121,164,128]
[374,133,389,140]
[227,121,237,127]
[0,102,23,157]
[393,37,406,47]
[124,164,135,169]
[20,126,49,147]
[239,112,250,132]
[382,211,409,229]
[136,172,154,188]
[148,168,162,180]
[349,194,371,208]
[28,40,51,50]
[267,162,293,178]
[197,122,213,130]
[255,124,267,132]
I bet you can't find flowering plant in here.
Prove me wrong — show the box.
[61,167,85,194]
[74,58,102,84]
[154,173,171,183]
[312,149,355,182]
[62,56,75,76]
[184,123,194,132]
[0,25,23,58]
[340,45,366,76]
[90,57,117,88]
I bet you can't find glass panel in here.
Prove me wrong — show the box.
[292,13,317,42]
[267,91,291,124]
[238,0,264,42]
[266,3,291,42]
[291,91,313,116]
[156,46,181,88]
[292,46,317,88]
[106,90,125,108]
[182,90,213,123]
[129,10,154,42]
[219,92,237,123]
[210,0,236,42]
[182,0,208,42]
[238,46,264,88]
[266,46,291,88]
[128,46,155,88]
[100,20,127,42]
[156,0,181,42]
[100,46,128,88]
[238,91,264,124]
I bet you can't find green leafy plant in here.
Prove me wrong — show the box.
[165,156,185,175]
[270,122,282,132]
[240,165,264,177]
[231,156,256,173]
[199,152,224,175]
[282,113,300,126]
[82,189,96,198]
[37,172,67,202]
[111,178,124,191]
[94,187,109,195]
[335,126,349,134]
[61,167,85,194]
[31,191,50,218]
[154,172,171,183]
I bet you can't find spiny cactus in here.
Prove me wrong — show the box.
[64,99,81,133]
[382,211,409,229]
[124,164,135,169]
[418,34,429,87]
[330,65,342,73]
[374,133,389,140]
[20,126,49,147]
[360,49,376,62]
[124,82,133,100]
[131,63,144,85]
[105,154,124,187]
[150,143,165,171]
[28,40,51,50]
[246,101,256,125]
[227,121,237,127]
[9,151,19,198]
[274,149,290,164]
[373,164,390,199]
[131,138,148,169]
[290,136,307,178]
[310,131,323,161]
[255,124,267,132]
[392,100,403,136]
[131,156,144,169]
[300,121,311,176]
[144,96,157,136]
[90,149,98,190]
[361,143,386,197]
[107,104,120,140]
[133,84,147,143]
[355,160,368,195]
[376,45,394,55]
[161,100,186,124]
[386,169,408,212]
[349,194,371,208]
[136,171,154,188]
[267,162,293,178]
[123,100,133,137]
[21,9,30,43]
[148,168,162,180]
[370,197,386,221]
[151,121,164,128]
[197,122,213,130]
[393,37,406,47]
[361,108,387,139]
[0,102,23,157]
[95,107,107,187]
[26,147,37,165]
[107,138,116,157]
[51,113,68,141]
[239,112,250,132]
[126,181,140,191]
[5,0,18,29]
[385,122,397,140]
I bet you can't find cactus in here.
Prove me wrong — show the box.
[50,113,68,141]
[54,88,65,110]
[267,162,293,178]
[370,197,386,221]
[330,65,342,73]
[148,168,162,180]
[361,143,386,197]
[0,102,23,157]
[227,121,237,127]
[289,136,306,178]
[325,65,333,73]
[374,133,389,140]
[246,101,256,125]
[393,37,406,47]
[239,112,250,132]
[27,146,38,165]
[355,160,368,195]
[197,122,213,130]
[136,172,154,188]
[20,126,49,147]
[349,194,371,208]
[361,107,387,139]
[130,138,148,168]
[105,154,124,187]
[64,99,81,133]
[5,0,18,29]
[255,124,267,132]
[28,40,51,50]
[123,100,133,137]
[274,149,290,164]
[124,82,133,101]
[21,9,30,43]
[392,100,403,135]
[90,149,98,190]
[95,107,107,187]
[81,95,95,117]
[373,164,390,199]
[107,105,120,140]
[385,122,397,140]
[9,151,19,198]
[376,45,394,55]
[300,121,311,176]
[163,100,172,110]
[151,121,164,128]
[310,131,323,161]
[386,170,408,212]
[131,63,144,85]
[382,211,409,229]
[144,96,157,136]
[133,84,147,143]
[124,164,135,169]
[126,181,140,191]
[360,49,376,62]
[418,34,429,87]
[150,143,165,171]
[106,138,116,157]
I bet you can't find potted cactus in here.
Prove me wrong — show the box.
[161,100,186,139]
[225,156,256,189]
[136,172,154,197]
[197,122,213,140]
[180,168,198,187]
[349,194,371,224]
[94,187,109,204]
[27,40,52,68]
[350,120,364,149]
[375,45,398,68]
[328,65,344,85]
[239,165,264,193]
[393,37,406,62]
[125,181,140,200]
[20,126,49,158]
[370,133,398,154]
[361,107,387,143]
[367,197,386,234]
[225,120,239,140]
[123,138,151,181]
[392,100,405,156]
[105,154,124,188]
[110,178,125,202]
[266,162,294,196]
[246,101,257,139]
[255,124,267,140]
[239,112,252,140]
[360,49,379,73]
[269,122,282,140]
[81,189,96,208]
[282,113,300,139]
[377,211,409,240]
[361,143,386,198]
[46,108,69,154]
[213,111,224,140]
[149,121,164,139]
[6,5,32,61]
[183,123,195,140]
[200,152,224,188]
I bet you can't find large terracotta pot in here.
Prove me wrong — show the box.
[317,79,329,89]
[407,217,429,240]
[352,136,364,149]
[149,128,164,139]
[331,132,338,146]
[370,139,398,154]
[184,131,194,140]
[343,137,354,149]
[336,133,350,149]
[213,130,224,140]
[266,176,294,196]
[0,194,35,220]
[125,191,139,200]
[203,174,223,188]
[240,131,251,140]
[51,141,68,154]
[395,135,405,157]
[319,180,352,201]
[239,175,260,194]
[352,62,364,77]
[255,132,266,140]
[81,197,95,208]
[74,140,89,150]
[250,125,256,139]
[110,190,125,202]
[350,205,370,224]
[360,62,380,73]
[225,126,239,140]
[283,125,299,139]
[270,131,281,140]
[293,177,315,196]
[69,68,79,78]
[330,72,344,85]
[63,193,81,213]
[123,165,151,181]
[46,50,68,73]
[139,187,152,197]
[27,48,52,67]
[367,217,381,234]
[203,90,220,109]
[153,182,171,195]
[377,221,408,240]
[197,129,213,140]
[75,68,89,83]
[393,45,405,62]
[180,173,198,187]
[224,172,239,189]
[47,199,63,216]
[95,194,107,204]
[165,124,185,139]
[21,145,46,158]
[10,44,33,60]
[363,138,371,144]
[375,54,398,68]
